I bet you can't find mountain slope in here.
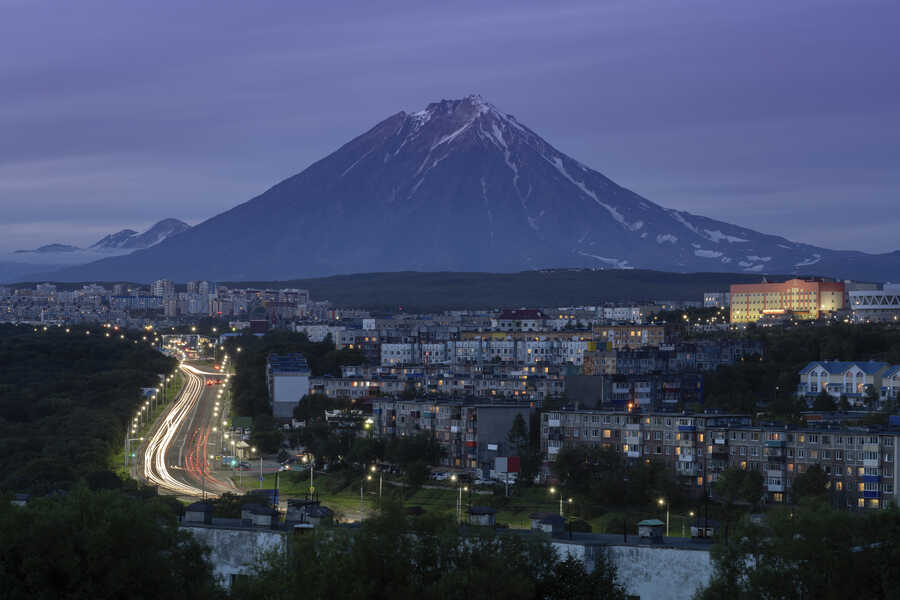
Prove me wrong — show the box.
[48,96,900,283]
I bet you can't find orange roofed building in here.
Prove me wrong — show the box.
[730,278,844,323]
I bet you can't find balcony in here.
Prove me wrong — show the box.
[548,446,560,455]
[548,419,561,427]
[678,453,695,462]
[626,449,642,458]
[677,464,701,476]
[767,483,785,492]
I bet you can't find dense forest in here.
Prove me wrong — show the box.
[217,269,779,312]
[0,324,176,493]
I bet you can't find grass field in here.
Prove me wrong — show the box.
[236,468,699,535]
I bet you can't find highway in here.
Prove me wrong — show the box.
[138,362,238,498]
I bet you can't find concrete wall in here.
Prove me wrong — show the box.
[182,525,286,588]
[552,541,713,600]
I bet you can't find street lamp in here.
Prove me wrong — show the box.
[684,510,695,537]
[659,498,670,537]
[549,487,572,517]
[370,464,382,508]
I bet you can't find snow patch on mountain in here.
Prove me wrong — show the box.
[695,249,724,259]
[795,254,822,267]
[705,229,749,243]
[746,255,772,262]
[577,251,631,269]
[656,234,678,244]
[550,157,642,231]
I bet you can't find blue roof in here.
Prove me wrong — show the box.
[800,361,888,375]
[884,365,900,378]
[268,353,310,373]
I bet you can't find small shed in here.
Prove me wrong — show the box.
[529,512,565,534]
[241,503,278,528]
[306,504,334,527]
[184,501,214,525]
[637,519,665,543]
[690,519,720,539]
[468,506,497,527]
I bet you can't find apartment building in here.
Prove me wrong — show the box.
[730,278,845,323]
[371,397,532,473]
[592,325,666,350]
[541,408,900,509]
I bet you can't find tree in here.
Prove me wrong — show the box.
[0,486,220,599]
[714,467,764,541]
[790,465,829,502]
[540,554,626,600]
[865,386,880,410]
[230,502,601,600]
[839,394,851,412]
[812,391,836,412]
[507,413,529,457]
[401,381,417,400]
[697,503,900,600]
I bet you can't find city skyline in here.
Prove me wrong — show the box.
[1,0,899,255]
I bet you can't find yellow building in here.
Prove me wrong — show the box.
[730,278,844,323]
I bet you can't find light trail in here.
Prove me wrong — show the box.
[142,363,229,497]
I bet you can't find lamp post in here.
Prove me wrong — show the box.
[684,510,695,537]
[659,498,669,537]
[549,487,573,517]
[370,464,382,509]
[124,436,144,470]
[361,472,373,522]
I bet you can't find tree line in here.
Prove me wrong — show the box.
[0,324,175,494]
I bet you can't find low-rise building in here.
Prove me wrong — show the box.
[797,361,890,405]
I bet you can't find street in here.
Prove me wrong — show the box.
[135,361,239,498]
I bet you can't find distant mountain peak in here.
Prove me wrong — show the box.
[90,218,189,251]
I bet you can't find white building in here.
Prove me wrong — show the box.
[151,279,175,298]
[850,284,900,323]
[267,354,311,420]
[703,292,730,309]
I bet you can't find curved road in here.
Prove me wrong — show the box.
[138,362,238,498]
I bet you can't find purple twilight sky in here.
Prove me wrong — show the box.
[1,0,899,254]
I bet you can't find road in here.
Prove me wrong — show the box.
[137,362,238,499]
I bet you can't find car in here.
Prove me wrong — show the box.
[238,461,250,469]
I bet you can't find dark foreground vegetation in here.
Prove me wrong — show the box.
[698,500,900,599]
[0,324,175,494]
[230,502,626,600]
[0,486,221,599]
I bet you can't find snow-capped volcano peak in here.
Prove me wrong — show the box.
[49,96,900,282]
